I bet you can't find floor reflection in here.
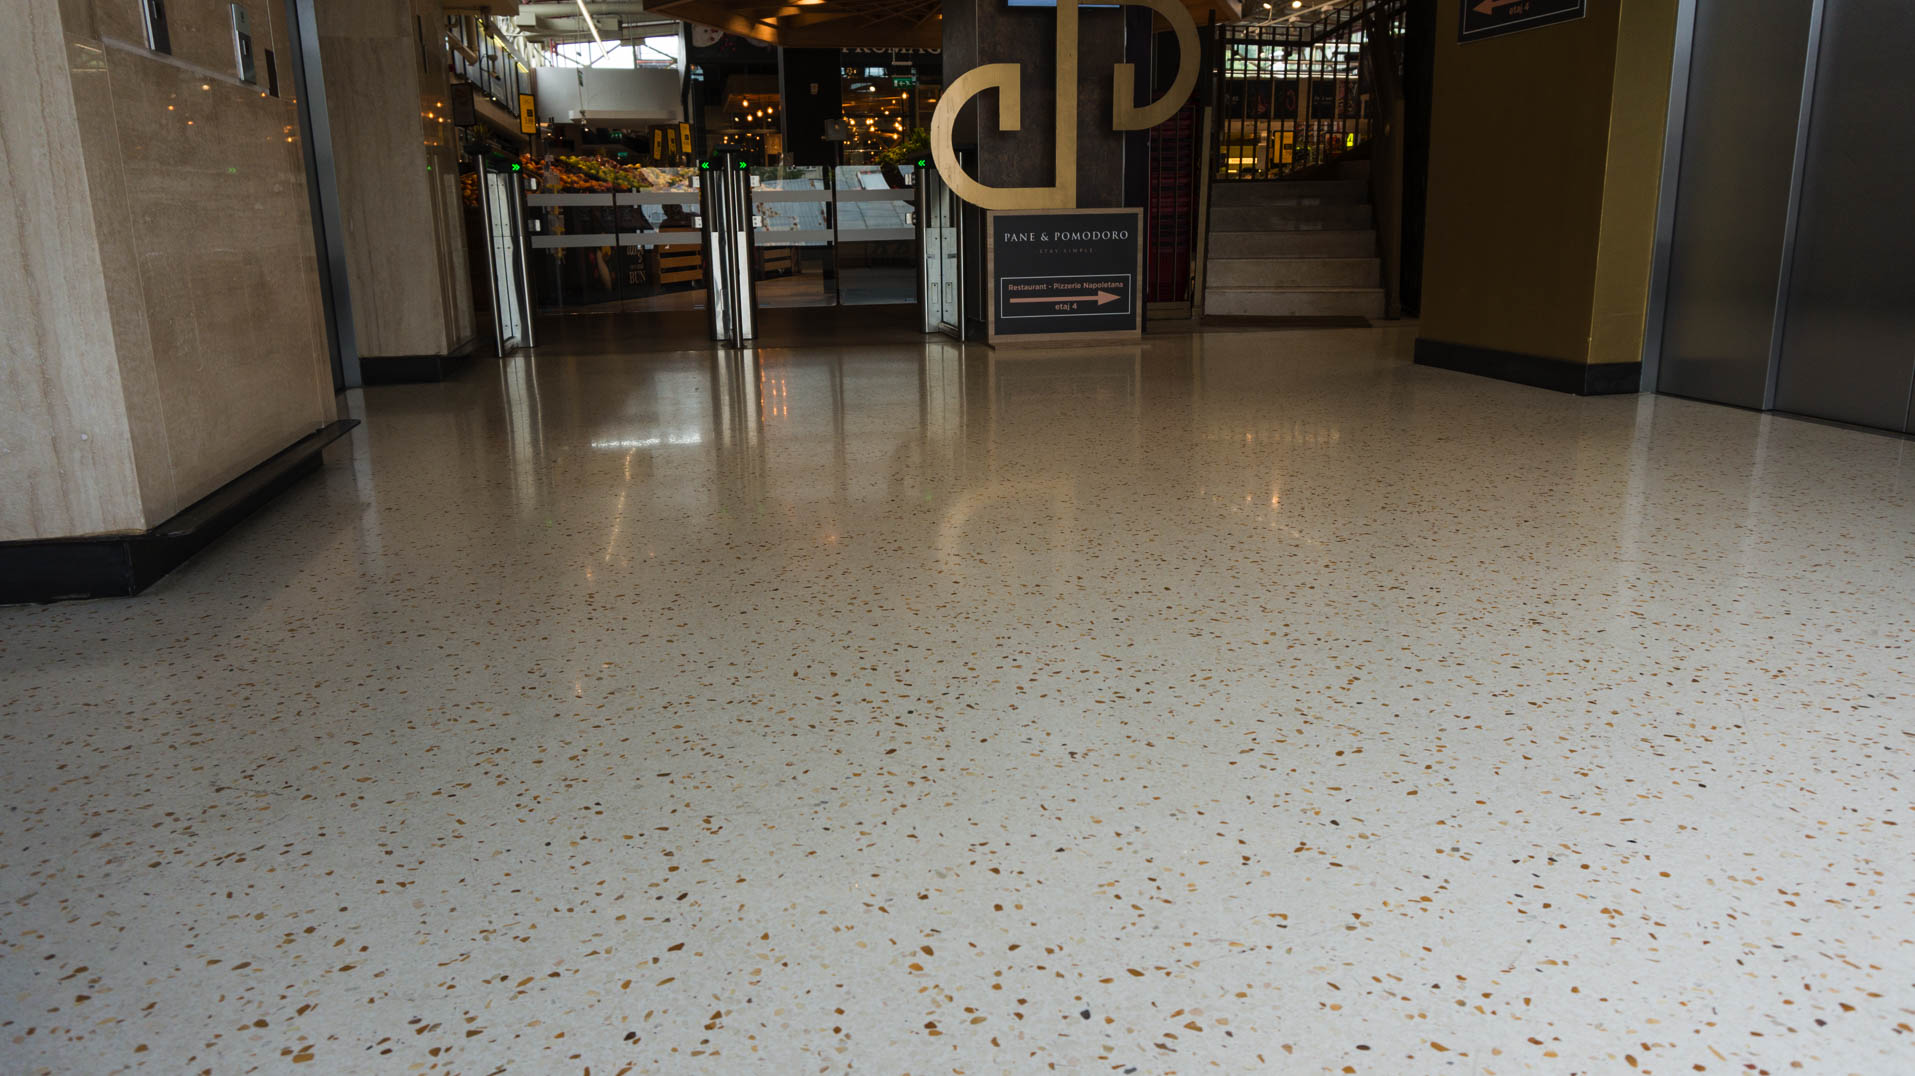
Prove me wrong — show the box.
[7,316,1915,1075]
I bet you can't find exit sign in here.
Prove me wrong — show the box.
[894,75,918,87]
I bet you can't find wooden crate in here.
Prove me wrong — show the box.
[758,246,796,277]
[651,227,703,286]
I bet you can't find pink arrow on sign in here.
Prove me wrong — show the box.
[1009,290,1120,305]
[1473,0,1526,12]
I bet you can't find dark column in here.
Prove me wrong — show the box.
[779,48,842,167]
[1399,0,1436,318]
[941,0,1130,207]
[1120,8,1152,212]
[943,0,1144,337]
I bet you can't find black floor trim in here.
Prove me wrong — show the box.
[359,336,483,385]
[1414,337,1641,395]
[0,420,359,604]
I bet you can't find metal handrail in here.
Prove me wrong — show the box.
[1212,0,1408,182]
[1361,2,1407,317]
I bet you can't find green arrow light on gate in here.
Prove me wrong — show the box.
[700,160,710,170]
[737,161,748,170]
[917,159,927,167]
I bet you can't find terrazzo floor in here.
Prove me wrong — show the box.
[2,323,1912,1075]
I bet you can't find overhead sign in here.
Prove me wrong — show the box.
[1458,0,1585,43]
[988,209,1142,342]
[449,82,476,127]
[518,93,537,134]
[930,0,1199,210]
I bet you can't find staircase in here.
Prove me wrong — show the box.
[1202,160,1386,319]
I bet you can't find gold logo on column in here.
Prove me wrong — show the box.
[930,0,1199,210]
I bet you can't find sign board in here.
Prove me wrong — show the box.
[229,3,256,84]
[987,209,1142,344]
[449,82,476,127]
[1458,0,1585,43]
[518,94,537,134]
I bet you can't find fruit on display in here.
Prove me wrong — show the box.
[526,155,699,191]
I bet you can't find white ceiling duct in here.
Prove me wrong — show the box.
[534,66,684,125]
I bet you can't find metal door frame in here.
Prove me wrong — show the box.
[702,149,758,345]
[477,159,534,355]
[917,165,963,339]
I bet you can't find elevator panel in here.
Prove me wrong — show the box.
[1772,0,1915,432]
[1655,0,1814,409]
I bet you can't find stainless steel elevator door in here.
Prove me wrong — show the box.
[1656,0,1816,409]
[1773,0,1915,432]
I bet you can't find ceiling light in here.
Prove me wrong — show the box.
[575,0,603,46]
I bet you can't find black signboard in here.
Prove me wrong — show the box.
[448,83,477,127]
[988,209,1143,342]
[1458,0,1585,43]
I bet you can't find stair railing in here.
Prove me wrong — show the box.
[1362,3,1406,318]
[1212,0,1408,182]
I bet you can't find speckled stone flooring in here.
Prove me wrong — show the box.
[3,324,1913,1075]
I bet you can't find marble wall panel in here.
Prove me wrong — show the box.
[417,0,475,350]
[319,0,477,357]
[4,0,335,540]
[319,34,449,356]
[0,7,147,541]
[97,35,337,511]
[65,28,178,520]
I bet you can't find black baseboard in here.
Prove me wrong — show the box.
[0,420,358,604]
[359,335,483,385]
[1414,338,1641,396]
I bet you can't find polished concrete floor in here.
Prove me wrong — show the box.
[3,323,1913,1075]
[575,265,917,313]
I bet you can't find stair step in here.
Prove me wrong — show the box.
[1203,286,1385,319]
[1208,179,1369,208]
[1208,229,1376,258]
[1207,257,1380,289]
[1334,159,1371,181]
[1210,203,1373,231]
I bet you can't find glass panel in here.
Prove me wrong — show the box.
[750,165,832,308]
[834,164,917,306]
[618,166,705,314]
[525,159,708,313]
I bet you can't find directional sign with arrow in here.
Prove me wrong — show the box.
[1008,288,1122,308]
[1458,0,1584,43]
[1000,277,1133,318]
[988,209,1143,341]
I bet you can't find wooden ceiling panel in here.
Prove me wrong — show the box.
[649,0,1239,51]
[651,0,942,49]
